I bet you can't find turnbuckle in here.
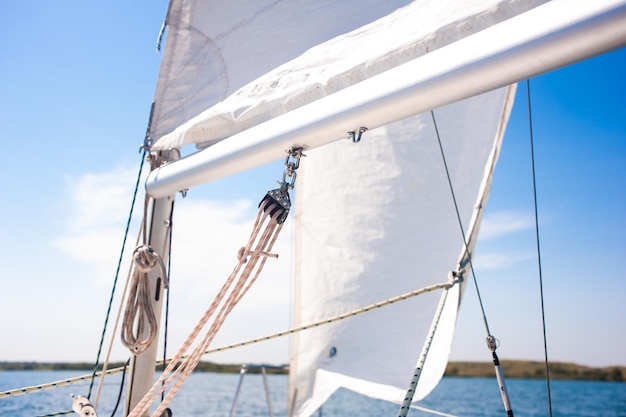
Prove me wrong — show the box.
[486,335,499,352]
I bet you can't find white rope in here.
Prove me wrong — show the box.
[0,280,454,400]
[120,244,168,355]
[128,199,285,417]
[398,284,452,416]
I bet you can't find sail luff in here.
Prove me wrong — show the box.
[146,0,626,199]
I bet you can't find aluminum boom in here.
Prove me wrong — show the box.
[146,0,626,199]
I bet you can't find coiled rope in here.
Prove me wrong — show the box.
[120,244,168,355]
[128,197,286,417]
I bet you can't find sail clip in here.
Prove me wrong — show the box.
[348,126,368,143]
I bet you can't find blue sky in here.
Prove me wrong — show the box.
[1,2,624,369]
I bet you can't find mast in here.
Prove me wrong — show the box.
[124,150,178,417]
[145,0,626,199]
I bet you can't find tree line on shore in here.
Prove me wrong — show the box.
[0,360,623,382]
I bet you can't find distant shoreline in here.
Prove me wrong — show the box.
[445,360,624,382]
[0,360,623,382]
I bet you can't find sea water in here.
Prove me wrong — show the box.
[0,371,624,417]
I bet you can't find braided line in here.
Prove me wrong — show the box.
[0,280,453,400]
[128,202,284,417]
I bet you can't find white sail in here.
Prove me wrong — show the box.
[289,87,515,417]
[149,0,545,150]
[145,0,626,200]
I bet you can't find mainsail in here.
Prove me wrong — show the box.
[148,0,546,150]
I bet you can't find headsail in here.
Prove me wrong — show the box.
[289,87,515,417]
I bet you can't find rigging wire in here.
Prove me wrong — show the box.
[162,200,175,402]
[429,111,492,335]
[109,360,130,417]
[87,147,148,399]
[430,109,515,416]
[94,227,143,409]
[526,79,554,417]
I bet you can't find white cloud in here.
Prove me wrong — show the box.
[61,167,142,232]
[50,165,293,363]
[167,198,293,305]
[164,197,294,363]
[478,210,535,241]
[52,166,143,286]
[473,210,537,271]
[473,251,535,270]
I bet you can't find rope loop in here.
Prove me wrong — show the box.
[133,244,169,288]
[134,245,158,272]
[120,244,168,355]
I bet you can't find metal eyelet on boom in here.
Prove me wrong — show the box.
[348,127,368,143]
